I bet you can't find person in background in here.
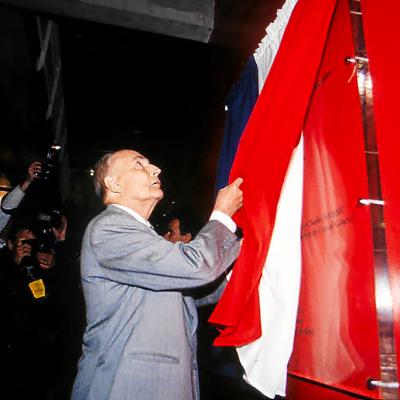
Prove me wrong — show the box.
[0,213,68,399]
[163,216,192,243]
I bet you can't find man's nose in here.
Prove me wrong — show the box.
[149,164,161,176]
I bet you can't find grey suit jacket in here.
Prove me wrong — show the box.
[72,205,240,400]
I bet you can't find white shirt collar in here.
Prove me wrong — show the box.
[110,204,151,227]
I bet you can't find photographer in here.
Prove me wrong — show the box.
[0,214,67,398]
[0,147,67,398]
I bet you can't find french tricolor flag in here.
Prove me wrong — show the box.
[211,0,400,397]
[210,0,338,397]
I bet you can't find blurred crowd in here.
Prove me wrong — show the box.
[0,160,83,399]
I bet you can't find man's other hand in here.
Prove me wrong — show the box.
[213,177,243,217]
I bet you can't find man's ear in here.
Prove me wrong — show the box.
[104,175,122,194]
[7,240,14,251]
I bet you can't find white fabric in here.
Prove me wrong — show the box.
[253,0,298,92]
[234,3,301,395]
[236,136,303,398]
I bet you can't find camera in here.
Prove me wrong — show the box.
[20,210,61,260]
[34,210,62,253]
[36,144,61,181]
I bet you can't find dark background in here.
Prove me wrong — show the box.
[60,18,241,227]
[0,1,284,228]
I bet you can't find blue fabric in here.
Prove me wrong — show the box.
[215,56,259,192]
[209,56,258,380]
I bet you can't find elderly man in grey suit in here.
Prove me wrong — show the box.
[72,149,243,400]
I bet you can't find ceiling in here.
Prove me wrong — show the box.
[0,0,284,47]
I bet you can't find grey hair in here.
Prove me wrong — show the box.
[93,152,114,201]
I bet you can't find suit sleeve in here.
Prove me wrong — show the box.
[0,186,25,233]
[88,213,240,291]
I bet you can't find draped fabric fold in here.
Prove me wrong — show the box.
[209,0,339,347]
[253,0,298,91]
[236,136,304,397]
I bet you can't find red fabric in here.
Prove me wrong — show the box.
[361,0,400,386]
[209,0,339,346]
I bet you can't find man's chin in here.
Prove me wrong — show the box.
[155,189,164,200]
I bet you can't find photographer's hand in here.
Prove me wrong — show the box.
[20,161,42,192]
[13,229,35,265]
[37,251,55,270]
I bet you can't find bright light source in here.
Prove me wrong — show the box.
[0,190,9,203]
[89,169,95,177]
[359,198,384,206]
[0,175,12,202]
[224,105,229,111]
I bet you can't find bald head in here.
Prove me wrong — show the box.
[94,150,139,200]
[93,149,163,218]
